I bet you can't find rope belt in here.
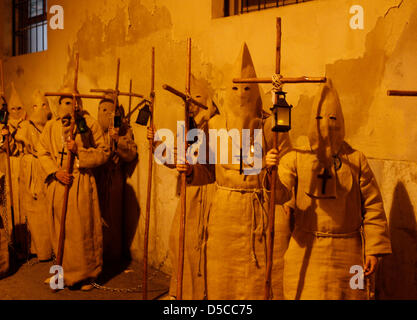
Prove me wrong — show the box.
[299,229,361,238]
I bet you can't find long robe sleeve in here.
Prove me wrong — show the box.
[77,117,110,169]
[115,128,137,163]
[37,121,60,178]
[359,152,392,256]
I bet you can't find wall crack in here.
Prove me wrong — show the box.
[384,0,404,18]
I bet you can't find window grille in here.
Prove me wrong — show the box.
[12,0,48,56]
[224,0,314,17]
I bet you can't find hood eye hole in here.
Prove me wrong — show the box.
[244,87,250,91]
[330,116,337,120]
[316,116,323,120]
[232,87,238,91]
[195,95,201,98]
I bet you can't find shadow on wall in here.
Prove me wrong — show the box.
[376,181,417,299]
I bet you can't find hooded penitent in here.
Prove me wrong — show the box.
[305,80,351,199]
[94,92,136,263]
[308,79,345,169]
[58,86,82,125]
[8,82,26,121]
[167,75,218,300]
[277,79,392,300]
[98,92,117,132]
[184,43,292,300]
[223,43,262,131]
[190,75,218,128]
[18,90,53,261]
[30,90,52,129]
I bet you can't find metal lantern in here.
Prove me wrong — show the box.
[136,103,151,126]
[76,113,89,134]
[271,91,292,133]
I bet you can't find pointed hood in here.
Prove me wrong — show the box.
[98,92,117,132]
[30,90,52,129]
[308,79,345,168]
[57,85,82,120]
[224,43,262,129]
[190,75,218,128]
[8,82,26,121]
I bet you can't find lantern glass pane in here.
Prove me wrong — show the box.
[277,107,290,127]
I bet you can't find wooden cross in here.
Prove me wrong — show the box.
[91,59,145,151]
[318,168,332,195]
[162,39,208,300]
[44,53,107,272]
[90,58,145,113]
[233,17,326,300]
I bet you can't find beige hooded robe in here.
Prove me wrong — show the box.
[0,83,29,258]
[278,80,392,300]
[17,90,53,261]
[188,44,292,300]
[94,96,138,263]
[37,94,110,286]
[168,76,218,300]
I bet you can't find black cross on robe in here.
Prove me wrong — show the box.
[317,168,332,195]
[59,148,67,167]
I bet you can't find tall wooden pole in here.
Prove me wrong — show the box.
[264,17,281,300]
[56,53,79,268]
[176,38,191,300]
[143,47,155,300]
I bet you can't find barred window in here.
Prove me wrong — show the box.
[12,0,48,56]
[217,0,314,17]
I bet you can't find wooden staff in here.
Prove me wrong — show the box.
[264,18,281,301]
[56,54,79,269]
[177,38,192,301]
[0,59,18,253]
[45,54,107,270]
[162,39,209,300]
[233,17,326,300]
[143,47,155,300]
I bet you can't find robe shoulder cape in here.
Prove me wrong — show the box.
[278,142,392,300]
